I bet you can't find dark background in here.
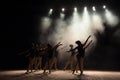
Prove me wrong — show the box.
[0,0,120,70]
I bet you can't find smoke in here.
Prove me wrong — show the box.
[39,9,119,62]
[105,9,119,27]
[40,17,52,33]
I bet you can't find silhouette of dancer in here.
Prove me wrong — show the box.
[34,43,42,71]
[49,42,62,73]
[25,42,36,74]
[43,43,53,73]
[72,35,92,75]
[64,44,77,70]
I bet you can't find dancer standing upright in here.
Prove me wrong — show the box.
[64,44,76,70]
[72,35,92,75]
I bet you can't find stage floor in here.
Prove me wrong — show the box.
[0,70,120,80]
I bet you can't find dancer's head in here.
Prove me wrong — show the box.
[69,44,73,48]
[75,40,82,46]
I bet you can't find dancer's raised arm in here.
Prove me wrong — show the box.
[83,35,91,46]
[53,42,62,49]
[84,40,92,49]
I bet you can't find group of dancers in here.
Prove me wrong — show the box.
[20,35,92,75]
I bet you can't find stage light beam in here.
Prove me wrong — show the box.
[62,8,65,12]
[41,17,52,31]
[103,5,106,9]
[92,6,96,11]
[49,8,53,15]
[74,7,77,12]
[105,9,119,26]
[60,13,65,19]
[84,7,87,11]
[82,6,91,27]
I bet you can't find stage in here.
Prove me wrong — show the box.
[0,70,120,80]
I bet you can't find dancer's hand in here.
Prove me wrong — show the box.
[89,35,91,38]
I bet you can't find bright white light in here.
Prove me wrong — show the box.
[83,6,88,17]
[92,6,96,11]
[105,9,119,26]
[50,9,53,12]
[92,14,104,33]
[71,10,82,42]
[60,13,65,19]
[103,5,106,9]
[84,6,87,11]
[49,8,53,15]
[62,8,65,12]
[82,6,90,26]
[74,7,77,12]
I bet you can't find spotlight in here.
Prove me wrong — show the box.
[50,9,53,12]
[62,8,65,12]
[92,6,96,11]
[49,8,53,15]
[105,9,119,26]
[83,6,90,24]
[103,5,106,9]
[84,6,87,11]
[74,7,77,12]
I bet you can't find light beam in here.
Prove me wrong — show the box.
[49,8,53,15]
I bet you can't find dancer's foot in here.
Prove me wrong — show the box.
[80,72,83,75]
[72,70,75,74]
[43,71,46,74]
[25,71,29,74]
[76,71,78,73]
